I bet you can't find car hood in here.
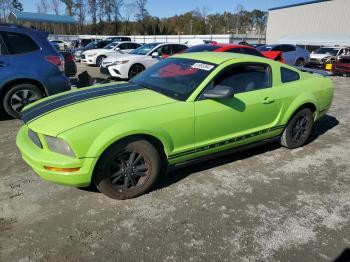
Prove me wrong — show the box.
[84,48,111,55]
[310,53,332,60]
[104,53,146,63]
[22,82,176,136]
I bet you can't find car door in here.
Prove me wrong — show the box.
[194,62,282,151]
[281,45,297,65]
[0,33,13,87]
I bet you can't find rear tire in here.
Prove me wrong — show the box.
[3,83,44,119]
[94,139,161,200]
[295,58,305,67]
[280,108,314,149]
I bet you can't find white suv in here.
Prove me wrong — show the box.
[100,42,188,79]
[81,42,142,66]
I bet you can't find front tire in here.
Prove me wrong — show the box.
[3,84,44,119]
[128,64,145,79]
[94,139,161,200]
[280,108,314,149]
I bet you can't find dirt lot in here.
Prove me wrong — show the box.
[1,68,350,261]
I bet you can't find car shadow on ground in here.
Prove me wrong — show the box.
[78,114,339,195]
[333,248,350,262]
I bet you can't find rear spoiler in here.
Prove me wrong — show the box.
[294,66,329,77]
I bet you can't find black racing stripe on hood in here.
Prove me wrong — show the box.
[22,82,134,114]
[21,83,143,123]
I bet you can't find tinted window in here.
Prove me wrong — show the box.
[184,45,220,53]
[1,32,39,54]
[281,45,296,52]
[241,48,264,57]
[314,48,339,56]
[130,43,160,55]
[118,43,129,50]
[272,46,282,51]
[281,67,300,83]
[127,43,140,49]
[0,36,8,55]
[213,63,272,94]
[226,48,242,54]
[156,45,172,55]
[172,44,187,54]
[96,41,109,48]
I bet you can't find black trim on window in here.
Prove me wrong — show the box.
[281,67,300,83]
[197,62,273,101]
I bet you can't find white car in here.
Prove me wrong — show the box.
[308,46,350,67]
[100,42,188,79]
[81,41,142,66]
[49,40,69,51]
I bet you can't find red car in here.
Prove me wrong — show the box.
[332,55,350,76]
[184,43,285,63]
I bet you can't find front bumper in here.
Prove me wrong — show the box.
[107,64,129,79]
[16,125,96,187]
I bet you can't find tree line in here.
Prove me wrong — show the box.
[0,0,268,36]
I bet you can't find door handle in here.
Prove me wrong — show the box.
[263,97,275,104]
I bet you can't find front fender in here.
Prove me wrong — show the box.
[87,123,174,158]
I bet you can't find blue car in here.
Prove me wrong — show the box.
[0,24,70,118]
[257,44,310,66]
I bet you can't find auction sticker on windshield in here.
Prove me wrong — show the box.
[191,63,215,71]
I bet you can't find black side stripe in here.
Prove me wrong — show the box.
[21,84,143,123]
[168,125,285,160]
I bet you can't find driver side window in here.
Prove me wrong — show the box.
[212,63,272,94]
[156,45,172,56]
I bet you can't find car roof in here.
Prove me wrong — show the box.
[173,52,255,64]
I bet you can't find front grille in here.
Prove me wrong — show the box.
[100,66,110,75]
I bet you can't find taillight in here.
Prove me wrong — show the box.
[67,54,74,62]
[46,55,65,72]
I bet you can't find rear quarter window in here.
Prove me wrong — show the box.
[281,67,300,83]
[1,32,39,54]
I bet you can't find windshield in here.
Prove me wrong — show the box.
[104,42,119,50]
[314,48,339,56]
[130,43,159,55]
[184,45,220,53]
[85,42,98,49]
[131,58,216,101]
[257,45,273,52]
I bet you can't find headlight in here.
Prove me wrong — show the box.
[28,129,42,148]
[113,60,129,65]
[45,136,75,157]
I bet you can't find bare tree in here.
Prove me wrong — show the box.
[235,4,244,34]
[75,0,85,31]
[135,0,149,34]
[0,0,12,22]
[88,0,97,34]
[36,0,50,13]
[123,1,135,34]
[51,0,61,15]
[60,0,75,16]
[111,0,123,34]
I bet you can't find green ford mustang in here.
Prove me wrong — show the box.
[16,52,333,199]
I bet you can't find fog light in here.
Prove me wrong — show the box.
[44,166,80,172]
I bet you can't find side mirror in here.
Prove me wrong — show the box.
[203,85,235,99]
[115,47,120,51]
[152,52,160,58]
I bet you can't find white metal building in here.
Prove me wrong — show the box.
[266,0,350,45]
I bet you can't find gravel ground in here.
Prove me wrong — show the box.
[1,68,350,261]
